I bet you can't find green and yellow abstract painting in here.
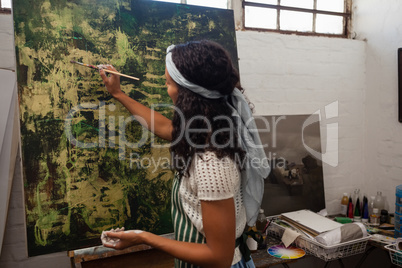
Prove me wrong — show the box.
[13,0,238,256]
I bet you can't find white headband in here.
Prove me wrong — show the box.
[166,45,224,99]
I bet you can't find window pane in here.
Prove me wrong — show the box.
[280,10,312,32]
[280,0,313,9]
[317,0,344,12]
[2,0,12,8]
[245,6,277,29]
[153,0,182,3]
[187,0,227,9]
[316,14,343,34]
[246,0,278,4]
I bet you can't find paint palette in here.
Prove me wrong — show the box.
[267,245,306,259]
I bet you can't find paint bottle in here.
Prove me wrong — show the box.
[368,196,376,223]
[389,213,395,225]
[256,209,267,249]
[347,196,354,219]
[380,210,389,224]
[256,209,267,232]
[370,208,380,226]
[340,193,349,216]
[354,196,362,222]
[352,189,361,215]
[362,196,369,223]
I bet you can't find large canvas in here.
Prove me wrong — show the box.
[256,115,326,216]
[13,0,238,256]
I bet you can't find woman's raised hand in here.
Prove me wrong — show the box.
[99,65,123,98]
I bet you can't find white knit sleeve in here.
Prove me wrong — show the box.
[194,152,240,201]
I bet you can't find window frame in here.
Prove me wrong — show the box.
[242,0,352,38]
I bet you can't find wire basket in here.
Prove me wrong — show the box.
[385,244,402,267]
[267,218,370,262]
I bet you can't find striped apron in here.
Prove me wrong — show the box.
[171,173,205,268]
[171,173,254,268]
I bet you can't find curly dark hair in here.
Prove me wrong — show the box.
[168,40,248,174]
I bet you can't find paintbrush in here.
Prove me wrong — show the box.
[70,60,139,81]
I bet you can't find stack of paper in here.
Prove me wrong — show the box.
[281,209,342,237]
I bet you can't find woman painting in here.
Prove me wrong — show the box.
[99,40,269,268]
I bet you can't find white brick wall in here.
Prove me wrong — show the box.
[0,14,15,71]
[353,0,402,213]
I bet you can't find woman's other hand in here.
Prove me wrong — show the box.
[99,65,123,98]
[102,230,145,250]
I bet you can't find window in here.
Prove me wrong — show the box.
[1,0,11,13]
[1,0,11,8]
[244,0,351,37]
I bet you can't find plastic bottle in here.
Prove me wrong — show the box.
[368,196,375,223]
[389,213,395,225]
[340,193,349,216]
[352,189,361,217]
[380,210,388,224]
[370,208,380,226]
[256,209,267,232]
[256,209,267,249]
[347,196,354,219]
[374,191,385,211]
[353,196,362,222]
[362,196,369,223]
